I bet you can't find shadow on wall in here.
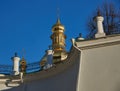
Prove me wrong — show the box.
[3,48,81,91]
[115,82,120,91]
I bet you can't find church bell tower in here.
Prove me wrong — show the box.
[51,18,66,52]
[51,18,67,63]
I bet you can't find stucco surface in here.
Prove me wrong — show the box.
[78,44,120,91]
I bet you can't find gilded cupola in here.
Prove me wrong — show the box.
[20,57,27,74]
[51,18,66,52]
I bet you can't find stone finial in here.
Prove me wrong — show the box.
[77,33,84,41]
[95,10,106,38]
[11,53,20,75]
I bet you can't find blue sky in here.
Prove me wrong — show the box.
[0,0,118,65]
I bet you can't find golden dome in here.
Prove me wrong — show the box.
[20,57,26,65]
[52,18,64,29]
[20,57,27,73]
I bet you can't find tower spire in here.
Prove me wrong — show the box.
[56,18,61,24]
[56,8,61,24]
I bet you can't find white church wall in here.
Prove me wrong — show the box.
[78,44,120,91]
[2,35,120,91]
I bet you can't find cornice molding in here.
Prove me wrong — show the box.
[78,41,120,50]
[76,35,120,50]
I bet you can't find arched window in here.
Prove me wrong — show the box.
[56,36,58,43]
